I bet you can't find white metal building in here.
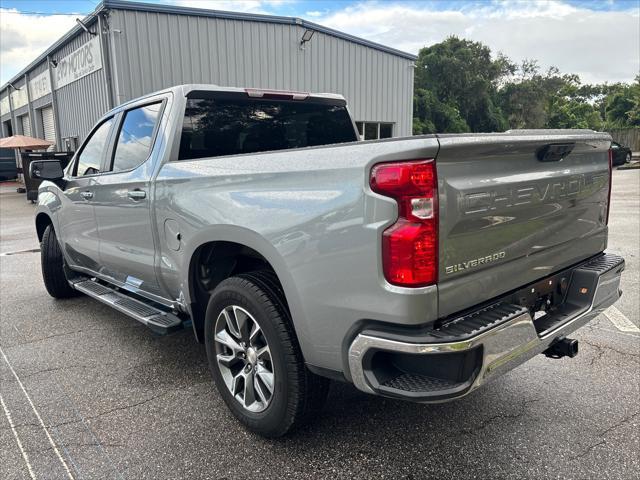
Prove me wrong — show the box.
[0,0,416,150]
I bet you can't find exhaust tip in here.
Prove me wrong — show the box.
[544,337,579,359]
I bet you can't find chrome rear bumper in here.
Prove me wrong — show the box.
[347,253,625,402]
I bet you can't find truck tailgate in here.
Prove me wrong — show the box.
[435,131,611,318]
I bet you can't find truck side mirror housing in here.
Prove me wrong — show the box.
[29,160,64,181]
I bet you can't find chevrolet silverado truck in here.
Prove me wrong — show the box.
[30,85,625,437]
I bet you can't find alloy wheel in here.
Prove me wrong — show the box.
[214,305,275,412]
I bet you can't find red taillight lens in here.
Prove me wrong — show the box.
[606,148,613,224]
[371,160,438,287]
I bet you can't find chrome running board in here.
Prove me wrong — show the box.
[70,277,183,335]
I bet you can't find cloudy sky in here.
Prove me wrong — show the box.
[1,0,638,85]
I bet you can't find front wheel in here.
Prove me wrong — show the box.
[41,225,77,299]
[204,272,329,437]
[626,152,632,164]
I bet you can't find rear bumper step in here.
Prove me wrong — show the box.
[348,253,625,402]
[70,277,183,335]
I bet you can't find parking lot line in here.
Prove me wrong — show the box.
[0,393,36,480]
[604,306,640,333]
[0,347,76,480]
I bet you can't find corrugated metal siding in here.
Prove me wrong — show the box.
[1,92,11,123]
[51,30,110,143]
[12,105,29,118]
[29,60,53,110]
[108,9,414,136]
[29,61,49,77]
[31,93,53,110]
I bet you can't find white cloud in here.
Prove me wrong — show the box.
[1,1,637,86]
[314,1,640,84]
[172,0,293,14]
[0,8,77,84]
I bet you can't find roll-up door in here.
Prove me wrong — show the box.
[41,106,56,150]
[20,114,31,137]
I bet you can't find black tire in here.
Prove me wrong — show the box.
[626,152,632,164]
[41,225,77,299]
[204,271,329,437]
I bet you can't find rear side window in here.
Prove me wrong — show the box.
[74,118,114,176]
[178,95,357,161]
[111,102,162,172]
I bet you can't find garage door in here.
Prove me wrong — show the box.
[41,106,56,150]
[20,114,31,137]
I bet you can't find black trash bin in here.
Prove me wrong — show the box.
[21,151,73,201]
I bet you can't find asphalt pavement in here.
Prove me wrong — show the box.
[1,170,638,480]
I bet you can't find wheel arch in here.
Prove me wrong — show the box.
[183,227,308,352]
[35,212,53,242]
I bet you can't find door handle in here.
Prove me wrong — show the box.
[127,189,146,200]
[80,191,93,200]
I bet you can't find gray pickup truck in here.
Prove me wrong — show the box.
[30,85,624,437]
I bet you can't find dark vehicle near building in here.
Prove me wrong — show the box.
[611,141,632,166]
[0,147,17,180]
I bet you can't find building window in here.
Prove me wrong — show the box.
[364,122,378,140]
[356,121,394,140]
[64,137,78,152]
[379,123,393,139]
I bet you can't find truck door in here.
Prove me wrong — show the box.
[92,100,166,300]
[58,117,115,272]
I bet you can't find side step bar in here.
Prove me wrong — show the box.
[70,277,183,335]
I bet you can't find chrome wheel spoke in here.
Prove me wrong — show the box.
[222,308,242,340]
[214,304,275,413]
[243,370,257,408]
[256,345,270,360]
[256,367,274,395]
[254,375,269,405]
[232,306,250,343]
[249,321,261,345]
[216,353,236,368]
[215,329,243,355]
[230,371,243,397]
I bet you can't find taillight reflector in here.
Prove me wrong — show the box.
[371,159,438,287]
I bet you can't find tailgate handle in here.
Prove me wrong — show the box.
[536,143,575,162]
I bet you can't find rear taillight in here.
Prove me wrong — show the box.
[370,159,438,287]
[606,148,613,224]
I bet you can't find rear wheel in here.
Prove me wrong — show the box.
[41,225,77,299]
[626,152,632,164]
[204,271,329,437]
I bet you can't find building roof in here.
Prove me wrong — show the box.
[1,0,417,94]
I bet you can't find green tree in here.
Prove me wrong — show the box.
[498,62,572,129]
[413,88,468,134]
[413,36,514,134]
[605,77,640,127]
[413,36,637,134]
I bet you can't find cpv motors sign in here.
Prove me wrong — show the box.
[53,36,103,90]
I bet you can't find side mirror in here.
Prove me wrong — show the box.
[29,160,64,181]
